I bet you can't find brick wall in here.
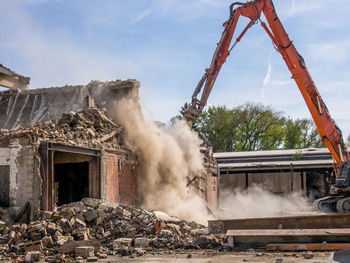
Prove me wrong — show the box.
[107,153,137,205]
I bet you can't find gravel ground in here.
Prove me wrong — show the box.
[94,251,333,263]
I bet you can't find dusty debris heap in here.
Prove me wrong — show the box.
[0,198,227,262]
[0,107,125,151]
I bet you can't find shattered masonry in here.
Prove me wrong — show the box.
[0,79,219,222]
[0,198,227,261]
[0,80,140,218]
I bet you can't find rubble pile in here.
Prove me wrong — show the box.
[0,198,227,262]
[0,108,126,150]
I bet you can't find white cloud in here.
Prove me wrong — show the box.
[133,9,153,23]
[263,61,272,87]
[308,41,350,64]
[261,62,271,104]
[0,1,138,88]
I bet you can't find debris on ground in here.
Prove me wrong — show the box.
[0,198,228,262]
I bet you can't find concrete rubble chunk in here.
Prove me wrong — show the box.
[42,211,53,220]
[82,198,102,208]
[0,220,6,231]
[25,251,41,262]
[68,201,87,213]
[134,237,150,248]
[42,236,54,247]
[190,228,209,236]
[113,238,133,250]
[75,246,94,259]
[154,211,181,223]
[75,218,87,228]
[85,210,98,222]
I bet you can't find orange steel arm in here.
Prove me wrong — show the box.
[183,0,349,167]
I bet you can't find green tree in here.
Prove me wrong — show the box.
[233,103,285,151]
[194,102,324,152]
[283,118,323,149]
[194,106,239,152]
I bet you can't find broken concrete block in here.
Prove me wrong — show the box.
[85,210,98,222]
[39,227,47,237]
[42,211,53,219]
[42,236,54,247]
[9,230,16,239]
[56,235,70,246]
[75,218,87,228]
[12,224,21,231]
[113,238,132,250]
[25,251,41,262]
[69,201,87,213]
[2,226,9,235]
[75,246,94,259]
[28,223,43,233]
[0,220,6,231]
[190,228,208,236]
[87,256,98,262]
[61,240,101,254]
[29,232,42,241]
[134,237,149,248]
[24,241,43,253]
[60,208,76,219]
[82,198,101,208]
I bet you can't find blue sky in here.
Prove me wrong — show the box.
[2,0,350,138]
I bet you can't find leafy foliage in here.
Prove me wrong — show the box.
[194,103,323,152]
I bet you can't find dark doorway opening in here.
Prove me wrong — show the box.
[0,165,10,207]
[54,162,89,206]
[40,143,101,211]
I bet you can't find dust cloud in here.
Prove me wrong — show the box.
[218,185,312,219]
[111,85,312,223]
[112,87,211,224]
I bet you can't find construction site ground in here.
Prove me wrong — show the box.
[69,251,332,262]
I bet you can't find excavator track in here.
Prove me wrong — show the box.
[336,197,350,213]
[313,196,350,213]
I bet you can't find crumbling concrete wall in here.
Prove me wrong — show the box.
[0,64,30,90]
[0,80,139,130]
[189,147,219,209]
[0,137,40,216]
[206,173,218,209]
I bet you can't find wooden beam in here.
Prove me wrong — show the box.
[209,214,350,234]
[226,228,350,249]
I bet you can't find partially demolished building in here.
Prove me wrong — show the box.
[0,80,139,218]
[0,78,219,220]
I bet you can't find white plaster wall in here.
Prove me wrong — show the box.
[0,140,22,206]
[15,141,35,208]
[0,139,36,209]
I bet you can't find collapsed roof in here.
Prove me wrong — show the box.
[0,79,139,130]
[0,64,30,90]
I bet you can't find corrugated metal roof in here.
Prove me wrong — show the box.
[214,148,330,158]
[214,148,334,172]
